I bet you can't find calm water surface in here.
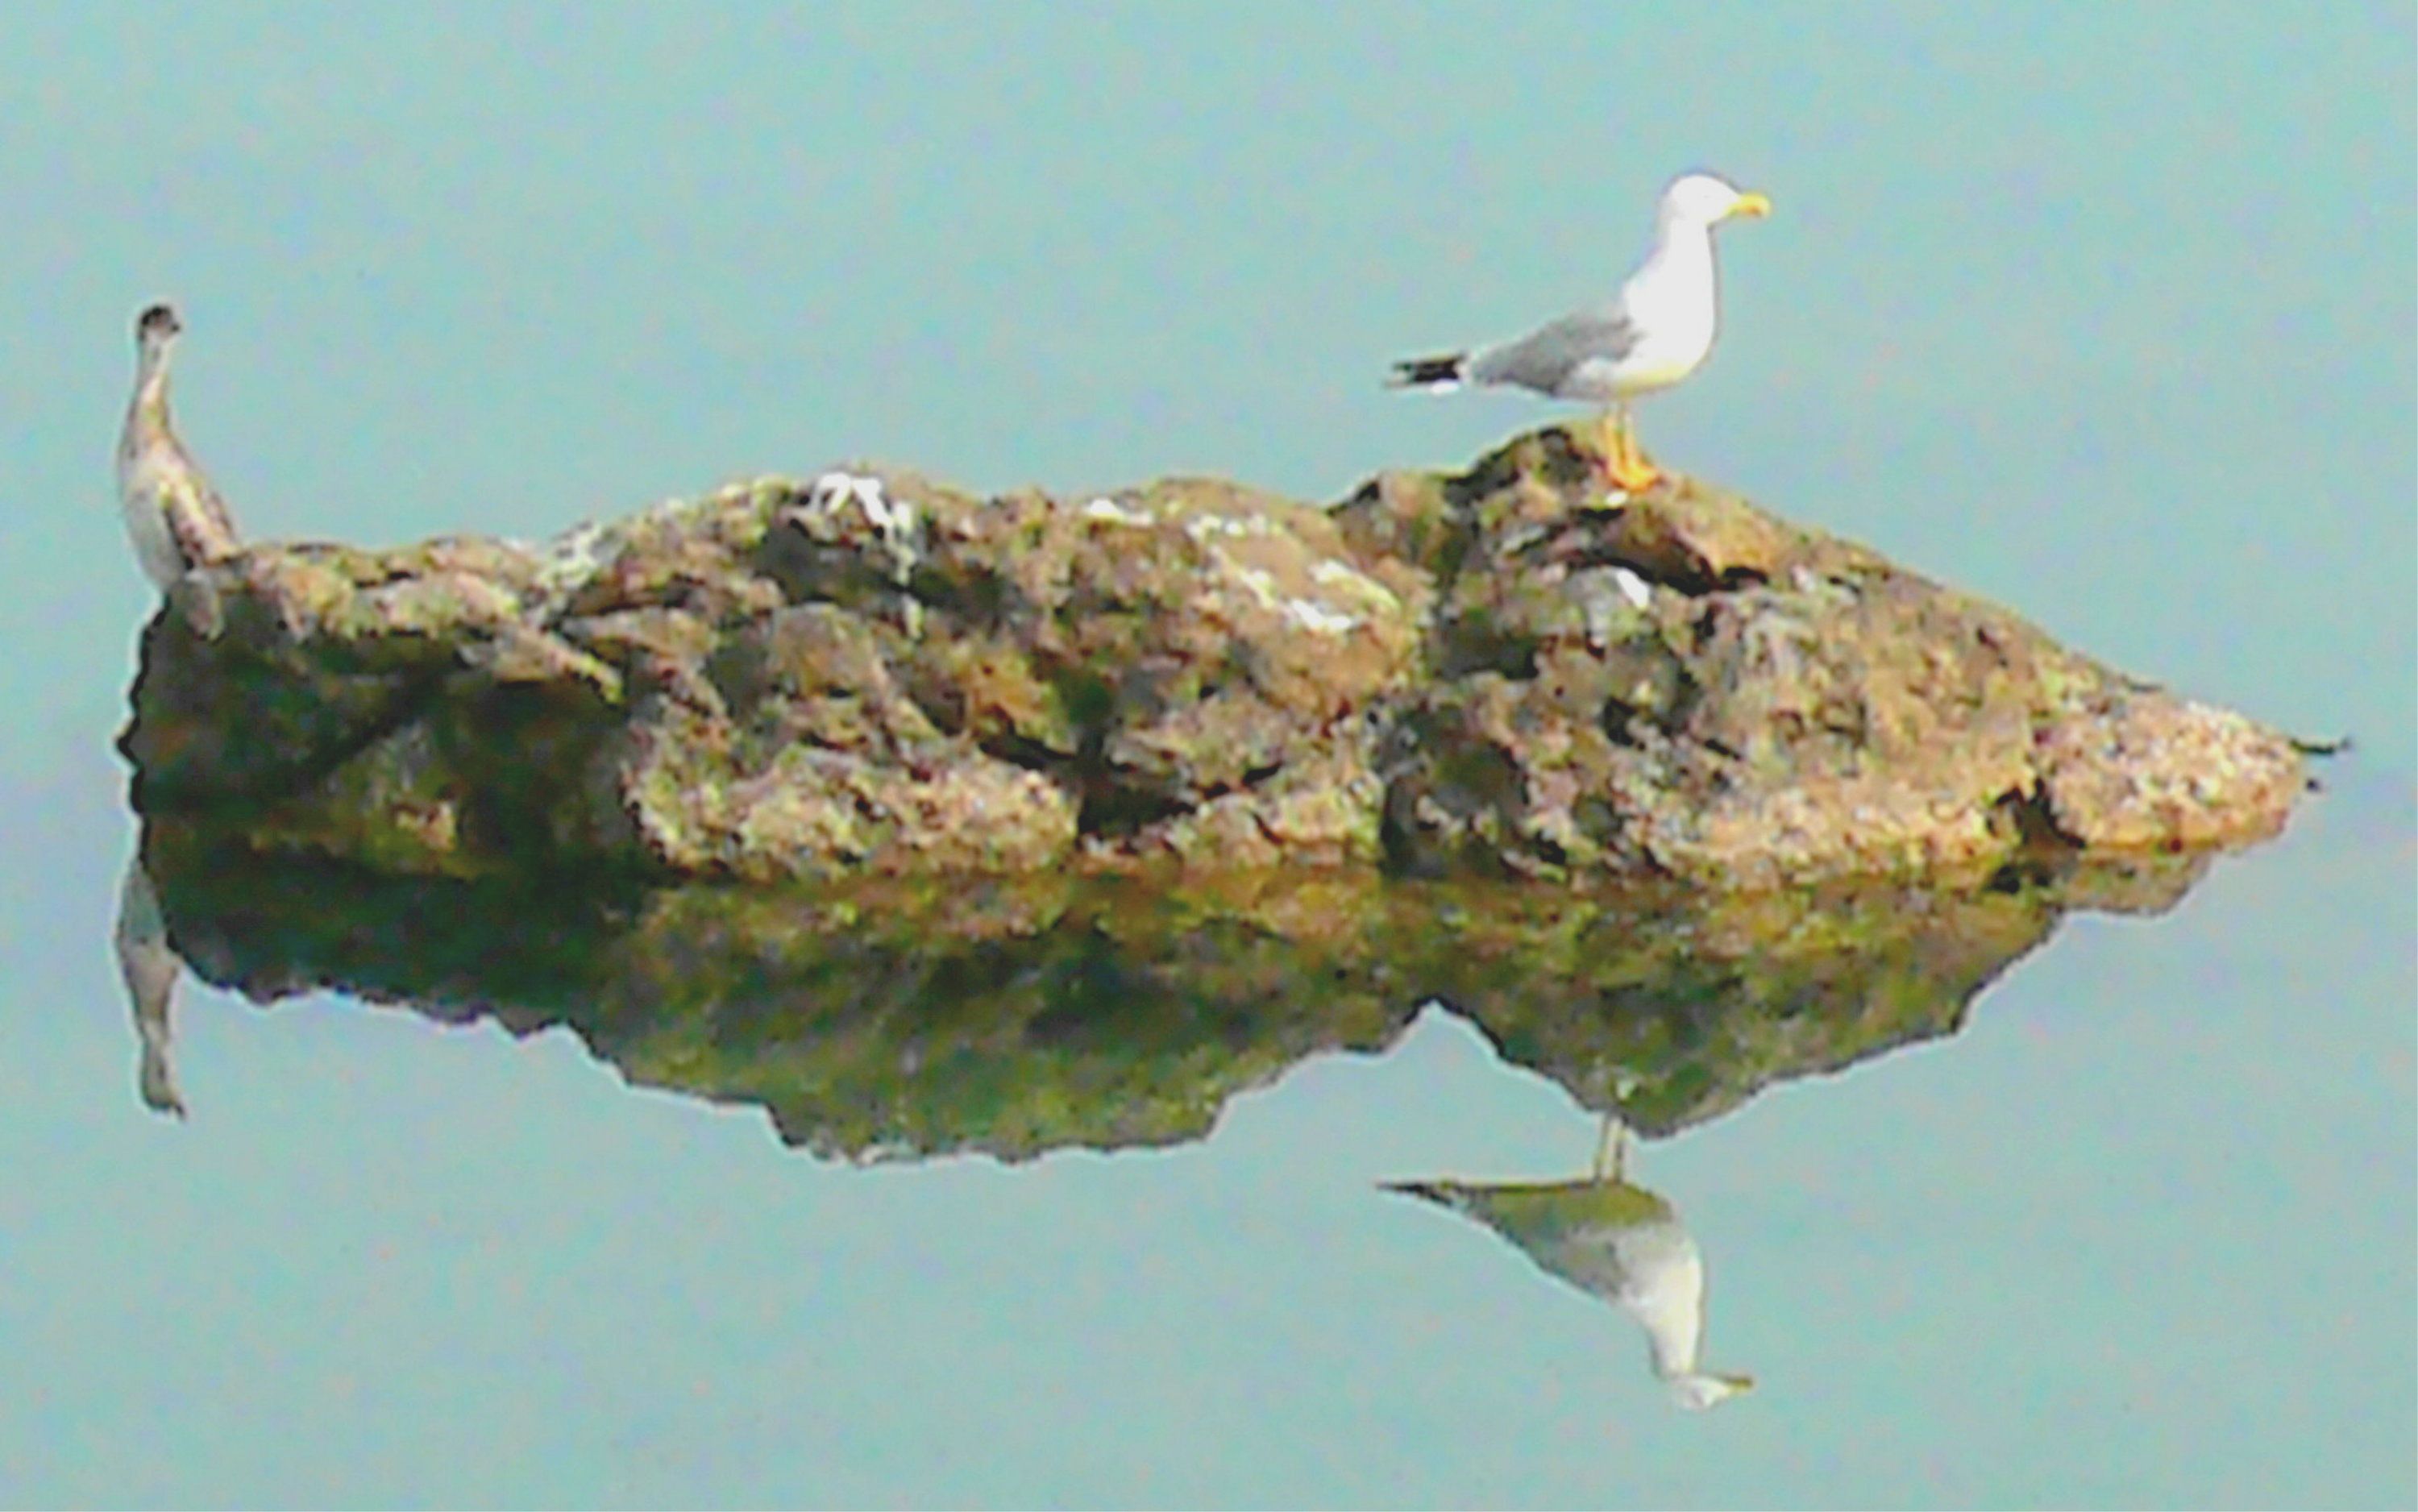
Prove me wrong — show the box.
[1,4,2410,1506]
[18,775,2413,1507]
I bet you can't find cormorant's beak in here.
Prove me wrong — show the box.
[1728,192,1772,220]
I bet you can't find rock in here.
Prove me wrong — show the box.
[118,426,2305,886]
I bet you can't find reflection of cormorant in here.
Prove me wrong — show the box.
[1386,1117,1751,1410]
[113,856,188,1118]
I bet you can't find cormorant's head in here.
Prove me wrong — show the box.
[135,303,183,346]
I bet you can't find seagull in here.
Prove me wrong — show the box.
[1384,1115,1755,1410]
[116,302,242,591]
[1390,171,1771,494]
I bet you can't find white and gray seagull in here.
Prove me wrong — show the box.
[1390,171,1771,493]
[116,302,242,590]
[1384,1115,1755,1411]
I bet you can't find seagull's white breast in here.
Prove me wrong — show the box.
[1602,223,1722,399]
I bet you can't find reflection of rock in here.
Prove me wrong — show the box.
[118,426,2304,889]
[139,825,2212,1157]
[1388,1120,1751,1410]
[112,856,187,1118]
[1462,851,2212,1136]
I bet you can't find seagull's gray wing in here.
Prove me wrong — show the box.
[1468,307,1638,396]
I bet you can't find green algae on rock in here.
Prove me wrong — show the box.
[118,426,2306,887]
[132,828,2213,1157]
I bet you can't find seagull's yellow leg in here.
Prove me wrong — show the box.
[1609,406,1663,493]
[1595,408,1627,489]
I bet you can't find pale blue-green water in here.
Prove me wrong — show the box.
[1,4,2411,1506]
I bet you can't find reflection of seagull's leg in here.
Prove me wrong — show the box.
[114,856,188,1119]
[1593,1111,1632,1182]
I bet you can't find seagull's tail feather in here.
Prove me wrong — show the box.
[1388,352,1469,393]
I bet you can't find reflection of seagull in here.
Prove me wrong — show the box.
[113,856,189,1119]
[1389,172,1771,495]
[1386,1116,1752,1410]
[116,303,241,591]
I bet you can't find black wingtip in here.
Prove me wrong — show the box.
[1388,353,1466,389]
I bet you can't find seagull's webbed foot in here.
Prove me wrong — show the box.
[1607,451,1664,494]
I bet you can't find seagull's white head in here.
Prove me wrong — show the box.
[1660,173,1772,229]
[135,302,183,354]
[1667,1370,1757,1410]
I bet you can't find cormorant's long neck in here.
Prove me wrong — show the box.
[127,343,174,449]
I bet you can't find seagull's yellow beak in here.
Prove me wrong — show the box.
[1729,191,1772,220]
